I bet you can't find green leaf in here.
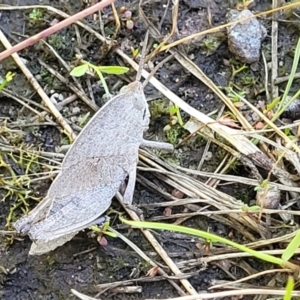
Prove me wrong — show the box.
[104,231,117,238]
[5,72,15,82]
[261,179,269,188]
[79,112,90,127]
[284,276,294,300]
[266,97,280,111]
[282,229,300,261]
[70,64,89,77]
[90,225,101,232]
[284,128,291,135]
[243,205,260,212]
[102,220,110,231]
[131,48,139,57]
[94,68,111,97]
[169,105,178,115]
[288,135,296,140]
[97,66,129,75]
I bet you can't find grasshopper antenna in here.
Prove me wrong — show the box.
[142,54,174,93]
[136,30,149,82]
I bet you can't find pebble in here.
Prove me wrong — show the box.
[256,186,280,209]
[72,107,81,114]
[281,97,300,121]
[227,9,267,64]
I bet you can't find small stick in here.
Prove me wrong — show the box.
[271,0,279,99]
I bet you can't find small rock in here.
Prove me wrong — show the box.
[70,116,78,123]
[50,92,64,104]
[227,9,267,64]
[203,151,212,161]
[281,97,300,121]
[256,186,280,209]
[72,107,81,114]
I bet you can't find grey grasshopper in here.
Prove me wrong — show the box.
[14,81,173,255]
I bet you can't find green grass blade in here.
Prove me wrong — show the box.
[97,66,129,75]
[282,229,300,262]
[121,219,286,266]
[284,276,294,300]
[275,36,300,115]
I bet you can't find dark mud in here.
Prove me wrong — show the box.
[0,0,299,299]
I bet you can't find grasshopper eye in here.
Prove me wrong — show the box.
[132,96,145,110]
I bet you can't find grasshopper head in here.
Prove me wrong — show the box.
[122,81,150,129]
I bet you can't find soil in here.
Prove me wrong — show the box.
[0,0,300,299]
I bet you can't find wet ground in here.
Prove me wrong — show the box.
[1,0,300,299]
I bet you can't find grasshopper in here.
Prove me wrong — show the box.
[14,81,173,255]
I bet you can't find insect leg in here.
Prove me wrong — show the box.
[122,166,137,205]
[141,140,174,151]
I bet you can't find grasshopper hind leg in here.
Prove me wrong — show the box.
[141,140,174,152]
[122,166,137,205]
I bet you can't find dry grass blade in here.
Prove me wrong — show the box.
[96,273,197,291]
[0,142,64,160]
[190,249,300,266]
[40,40,85,94]
[0,230,16,236]
[271,0,279,98]
[210,268,292,290]
[71,289,98,300]
[0,88,52,121]
[275,73,300,84]
[0,4,108,44]
[231,91,300,200]
[138,150,266,239]
[232,131,300,179]
[232,90,300,153]
[173,165,300,193]
[108,227,162,266]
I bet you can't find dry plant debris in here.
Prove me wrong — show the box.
[1,0,300,299]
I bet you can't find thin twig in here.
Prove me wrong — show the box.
[271,0,279,99]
